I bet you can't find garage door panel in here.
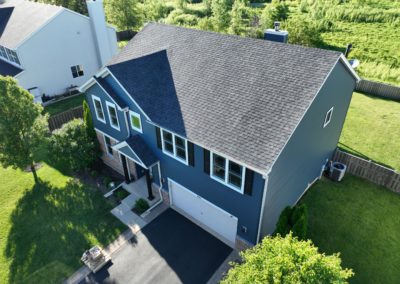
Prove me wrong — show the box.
[169,179,238,245]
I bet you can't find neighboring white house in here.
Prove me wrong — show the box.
[0,0,117,99]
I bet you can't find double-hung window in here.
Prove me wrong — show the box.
[104,135,113,156]
[71,65,84,78]
[92,96,105,123]
[106,102,120,130]
[129,111,142,133]
[161,129,188,164]
[211,152,245,193]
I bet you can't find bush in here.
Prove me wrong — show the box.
[114,188,130,201]
[274,206,293,236]
[134,198,150,214]
[284,15,323,47]
[49,119,96,172]
[221,233,354,283]
[274,204,308,239]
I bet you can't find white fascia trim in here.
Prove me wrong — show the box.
[256,172,269,243]
[79,78,96,92]
[339,54,361,82]
[15,9,64,49]
[160,128,189,166]
[105,101,121,131]
[210,151,245,194]
[112,141,147,169]
[148,120,266,176]
[266,57,341,174]
[95,128,119,143]
[96,80,123,111]
[91,95,106,124]
[96,68,110,78]
[106,68,152,121]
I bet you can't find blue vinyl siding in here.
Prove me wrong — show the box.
[260,61,357,236]
[86,74,265,244]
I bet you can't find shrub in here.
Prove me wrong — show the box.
[274,204,308,239]
[134,198,150,214]
[284,15,323,47]
[114,188,130,201]
[274,206,293,236]
[221,233,354,283]
[49,119,96,172]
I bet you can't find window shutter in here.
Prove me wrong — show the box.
[203,149,210,174]
[155,127,162,149]
[188,142,195,167]
[244,168,254,196]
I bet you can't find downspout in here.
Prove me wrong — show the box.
[256,169,271,244]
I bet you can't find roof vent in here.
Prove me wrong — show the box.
[264,21,288,43]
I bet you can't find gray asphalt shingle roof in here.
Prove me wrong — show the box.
[107,23,346,173]
[0,58,22,76]
[0,0,63,49]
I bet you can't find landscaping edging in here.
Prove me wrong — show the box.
[333,149,400,193]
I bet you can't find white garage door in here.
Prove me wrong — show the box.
[169,179,238,246]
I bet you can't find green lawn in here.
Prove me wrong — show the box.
[300,176,400,284]
[44,94,86,116]
[0,163,125,283]
[339,92,400,171]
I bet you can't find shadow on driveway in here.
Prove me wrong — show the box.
[81,209,233,284]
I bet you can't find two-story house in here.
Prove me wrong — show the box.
[80,23,359,249]
[0,0,117,99]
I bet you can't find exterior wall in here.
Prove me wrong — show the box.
[96,130,124,175]
[260,61,357,237]
[85,74,266,244]
[15,10,116,96]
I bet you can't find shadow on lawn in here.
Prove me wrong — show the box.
[4,179,124,283]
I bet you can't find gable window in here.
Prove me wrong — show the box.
[106,102,120,130]
[323,107,334,128]
[71,65,84,78]
[104,135,113,156]
[0,46,20,65]
[161,129,188,164]
[92,96,105,123]
[129,111,142,133]
[210,152,245,193]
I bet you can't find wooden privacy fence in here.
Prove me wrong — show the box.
[355,79,400,101]
[48,106,83,131]
[333,149,400,193]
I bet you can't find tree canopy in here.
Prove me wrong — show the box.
[221,233,354,284]
[0,76,48,183]
[104,0,143,31]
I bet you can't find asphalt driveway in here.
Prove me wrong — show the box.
[80,209,233,284]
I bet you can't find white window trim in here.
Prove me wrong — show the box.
[160,128,188,165]
[323,107,334,128]
[103,134,114,157]
[91,95,106,124]
[129,110,142,133]
[106,101,120,131]
[210,152,245,194]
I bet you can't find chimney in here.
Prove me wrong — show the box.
[87,0,113,67]
[264,21,288,43]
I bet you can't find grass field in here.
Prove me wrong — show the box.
[0,163,125,283]
[300,176,400,284]
[339,92,400,171]
[44,94,86,116]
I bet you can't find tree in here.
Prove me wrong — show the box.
[104,0,143,31]
[83,100,96,140]
[260,0,289,29]
[142,0,170,22]
[228,0,249,35]
[211,0,233,31]
[221,233,354,283]
[0,76,48,183]
[49,119,96,172]
[284,15,322,47]
[36,0,88,15]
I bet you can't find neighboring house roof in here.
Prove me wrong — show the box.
[113,135,158,168]
[106,23,357,173]
[0,0,63,49]
[0,58,22,76]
